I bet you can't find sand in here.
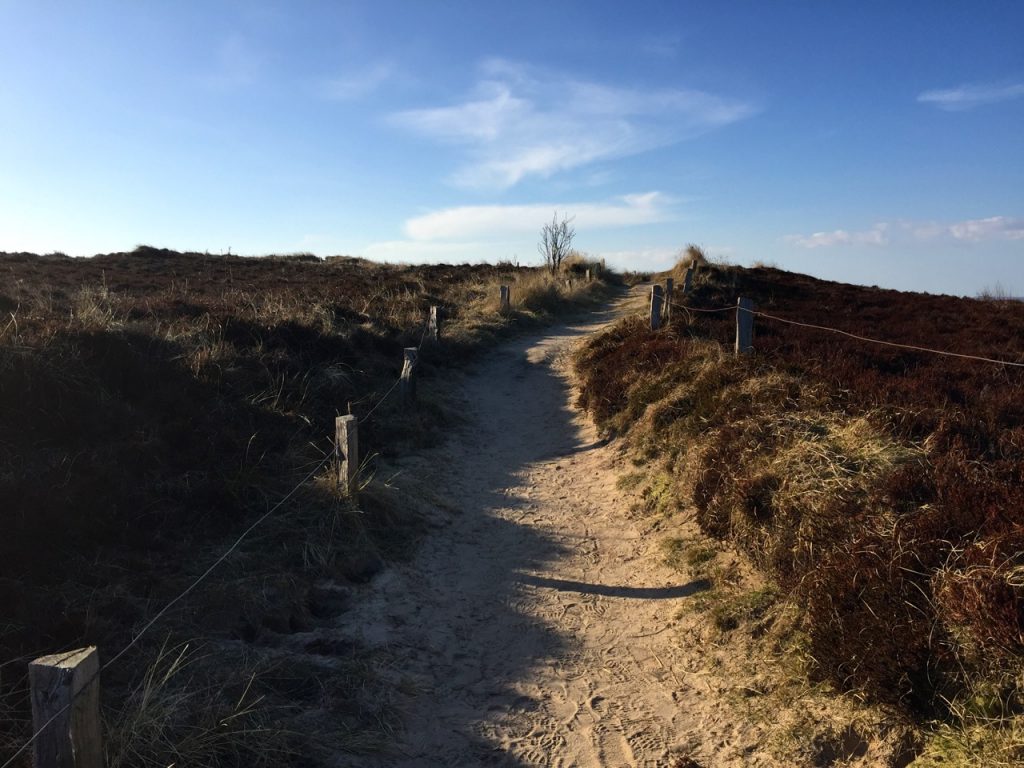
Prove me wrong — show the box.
[330,287,908,767]
[329,288,711,766]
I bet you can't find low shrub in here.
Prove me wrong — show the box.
[574,260,1024,751]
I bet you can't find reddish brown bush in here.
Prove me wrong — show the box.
[576,264,1024,714]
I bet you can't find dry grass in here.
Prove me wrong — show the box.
[104,641,294,768]
[574,260,1024,762]
[0,247,615,765]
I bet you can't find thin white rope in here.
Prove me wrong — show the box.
[750,308,1024,369]
[1,451,334,768]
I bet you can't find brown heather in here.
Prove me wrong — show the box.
[575,261,1024,763]
[0,246,611,765]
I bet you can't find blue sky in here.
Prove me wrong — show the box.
[1,1,1022,295]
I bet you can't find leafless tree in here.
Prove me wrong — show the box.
[538,212,575,274]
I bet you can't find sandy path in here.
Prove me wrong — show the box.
[338,289,711,767]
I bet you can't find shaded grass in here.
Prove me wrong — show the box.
[0,247,615,765]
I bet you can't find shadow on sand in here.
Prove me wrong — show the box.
[349,290,698,766]
[516,573,711,600]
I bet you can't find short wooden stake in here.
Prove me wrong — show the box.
[736,297,755,354]
[29,647,103,768]
[427,305,439,342]
[400,348,418,406]
[650,285,664,331]
[335,415,358,494]
[665,277,674,321]
[499,285,511,313]
[683,266,694,295]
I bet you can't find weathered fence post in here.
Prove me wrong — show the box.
[736,297,755,354]
[586,268,592,283]
[400,348,418,406]
[29,647,103,768]
[335,415,358,494]
[683,266,694,295]
[650,285,664,330]
[499,285,511,313]
[427,305,439,342]
[665,277,674,321]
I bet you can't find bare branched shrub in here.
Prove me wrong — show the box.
[538,212,575,274]
[976,282,1016,301]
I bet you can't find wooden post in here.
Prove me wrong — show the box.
[650,285,663,330]
[736,297,755,354]
[665,278,674,321]
[683,267,694,295]
[586,268,592,282]
[29,647,103,768]
[499,285,511,313]
[400,348,418,406]
[335,415,358,494]
[427,305,439,342]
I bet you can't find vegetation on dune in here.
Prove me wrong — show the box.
[575,258,1024,764]
[0,245,612,765]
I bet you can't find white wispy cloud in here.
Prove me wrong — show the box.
[784,224,890,249]
[786,216,1024,248]
[362,239,490,262]
[319,61,396,101]
[390,58,757,189]
[360,191,676,265]
[918,82,1024,111]
[404,192,672,240]
[590,247,680,271]
[947,215,1024,241]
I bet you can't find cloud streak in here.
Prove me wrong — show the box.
[361,191,676,265]
[786,216,1024,248]
[784,224,889,249]
[918,82,1024,111]
[319,61,396,101]
[948,215,1024,241]
[391,59,756,189]
[404,192,672,240]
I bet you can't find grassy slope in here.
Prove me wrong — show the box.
[0,246,613,766]
[575,260,1024,765]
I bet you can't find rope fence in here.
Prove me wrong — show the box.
[650,283,1024,368]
